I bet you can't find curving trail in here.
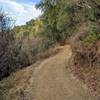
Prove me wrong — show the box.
[33,45,99,100]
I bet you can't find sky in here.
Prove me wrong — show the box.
[0,0,41,25]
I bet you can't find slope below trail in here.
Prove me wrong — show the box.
[33,45,99,100]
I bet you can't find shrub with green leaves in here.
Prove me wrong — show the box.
[84,24,100,42]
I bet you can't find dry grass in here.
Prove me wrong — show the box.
[68,41,100,96]
[0,61,40,100]
[0,46,61,100]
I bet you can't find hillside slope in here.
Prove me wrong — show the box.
[0,45,99,100]
[33,45,99,100]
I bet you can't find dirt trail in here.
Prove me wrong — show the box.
[33,45,99,100]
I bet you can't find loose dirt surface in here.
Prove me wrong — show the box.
[33,45,99,100]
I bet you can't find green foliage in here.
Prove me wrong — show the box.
[36,0,100,43]
[14,19,43,38]
[85,25,100,42]
[36,1,75,40]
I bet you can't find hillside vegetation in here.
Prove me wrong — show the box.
[0,0,100,98]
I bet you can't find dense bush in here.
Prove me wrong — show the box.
[0,11,15,79]
[0,10,57,80]
[0,9,58,80]
[71,23,100,69]
[84,25,100,42]
[36,0,100,43]
[72,41,100,68]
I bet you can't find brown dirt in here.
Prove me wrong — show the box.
[33,45,99,100]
